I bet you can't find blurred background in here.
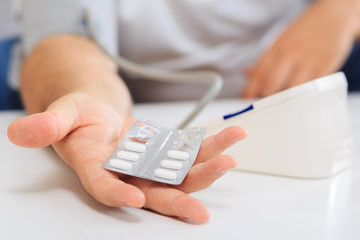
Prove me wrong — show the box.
[0,0,22,110]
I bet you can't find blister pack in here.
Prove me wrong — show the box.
[103,119,206,185]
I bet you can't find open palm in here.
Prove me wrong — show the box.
[8,93,247,223]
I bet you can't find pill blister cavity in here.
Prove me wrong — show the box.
[167,150,189,161]
[173,141,195,152]
[109,159,132,171]
[124,141,146,153]
[154,168,177,181]
[179,128,202,140]
[116,150,139,162]
[160,159,183,170]
[129,132,151,144]
[137,122,159,134]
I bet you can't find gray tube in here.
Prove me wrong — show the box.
[85,10,223,128]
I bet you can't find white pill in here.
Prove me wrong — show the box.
[116,150,139,162]
[154,168,177,181]
[109,159,132,171]
[124,141,146,153]
[160,160,183,170]
[167,150,189,161]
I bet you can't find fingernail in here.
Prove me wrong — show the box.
[218,169,230,175]
[117,200,131,207]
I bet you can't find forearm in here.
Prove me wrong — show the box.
[347,0,360,39]
[21,34,132,116]
[323,0,360,39]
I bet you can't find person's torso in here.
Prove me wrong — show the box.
[116,0,311,101]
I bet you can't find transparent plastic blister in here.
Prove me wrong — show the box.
[103,119,206,185]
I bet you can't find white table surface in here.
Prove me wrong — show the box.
[1,94,359,240]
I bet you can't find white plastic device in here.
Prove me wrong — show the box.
[199,72,353,178]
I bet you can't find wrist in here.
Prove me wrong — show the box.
[326,0,360,39]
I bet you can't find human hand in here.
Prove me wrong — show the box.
[242,0,360,98]
[7,92,247,223]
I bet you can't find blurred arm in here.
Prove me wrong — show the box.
[21,34,132,115]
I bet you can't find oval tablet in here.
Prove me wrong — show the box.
[167,150,189,161]
[160,160,183,170]
[109,159,132,171]
[124,141,146,153]
[154,168,177,181]
[116,150,139,162]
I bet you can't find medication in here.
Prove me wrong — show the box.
[161,160,183,170]
[109,159,132,171]
[167,150,189,160]
[124,141,146,152]
[116,150,139,162]
[103,119,206,185]
[154,168,177,180]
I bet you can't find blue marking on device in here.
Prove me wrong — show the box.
[223,104,254,120]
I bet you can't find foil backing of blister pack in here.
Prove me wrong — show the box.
[103,119,206,185]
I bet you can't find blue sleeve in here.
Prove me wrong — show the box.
[0,37,22,110]
[21,0,118,56]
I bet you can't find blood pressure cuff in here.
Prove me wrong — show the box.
[21,0,118,56]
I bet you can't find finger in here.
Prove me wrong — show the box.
[195,126,247,164]
[7,112,63,148]
[287,64,314,88]
[260,55,296,97]
[76,157,146,208]
[311,55,340,80]
[143,184,210,223]
[177,154,237,193]
[242,49,276,98]
[242,79,259,99]
[7,95,81,148]
[241,68,261,98]
[88,176,146,208]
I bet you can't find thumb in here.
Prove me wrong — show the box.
[7,96,80,148]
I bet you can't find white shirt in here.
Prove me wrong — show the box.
[20,0,312,101]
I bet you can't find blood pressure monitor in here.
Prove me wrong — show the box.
[200,72,353,178]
